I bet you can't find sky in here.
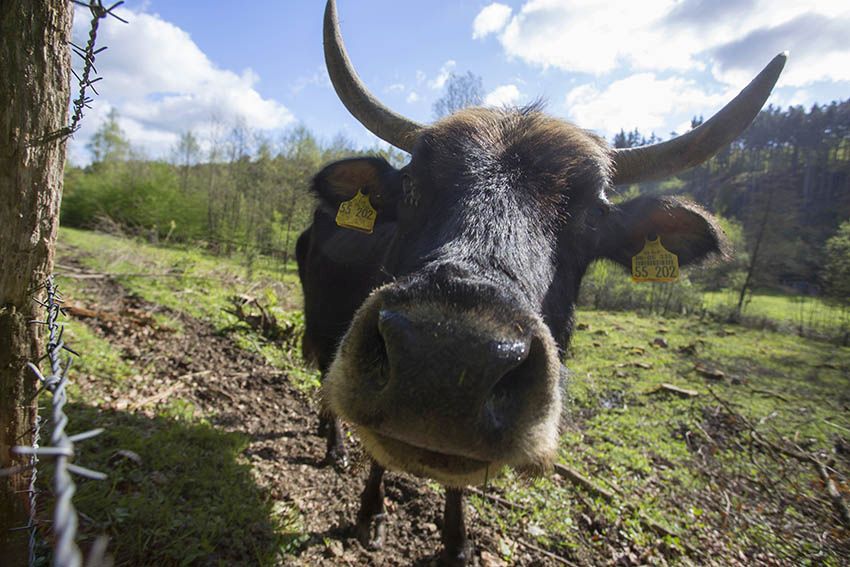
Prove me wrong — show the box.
[67,0,850,165]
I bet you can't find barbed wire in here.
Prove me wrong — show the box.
[4,277,109,567]
[32,0,127,146]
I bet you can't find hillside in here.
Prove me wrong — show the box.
[41,228,850,565]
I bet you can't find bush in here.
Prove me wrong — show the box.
[62,161,209,241]
[578,260,704,316]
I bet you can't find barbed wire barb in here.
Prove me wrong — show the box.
[31,1,127,147]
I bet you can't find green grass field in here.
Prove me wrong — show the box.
[48,228,850,565]
[703,289,850,339]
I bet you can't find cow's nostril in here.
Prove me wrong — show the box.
[483,336,540,430]
[373,331,389,390]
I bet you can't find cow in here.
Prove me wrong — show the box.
[296,1,786,564]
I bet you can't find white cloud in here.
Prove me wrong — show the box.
[478,0,850,87]
[386,83,406,93]
[565,73,729,137]
[429,60,457,90]
[406,91,420,104]
[472,3,512,39]
[484,84,522,107]
[291,66,331,95]
[68,6,294,163]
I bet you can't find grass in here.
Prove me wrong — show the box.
[58,227,318,389]
[50,228,850,565]
[470,311,849,564]
[67,404,286,565]
[704,289,850,339]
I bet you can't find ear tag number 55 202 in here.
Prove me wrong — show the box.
[336,189,377,234]
[632,236,679,283]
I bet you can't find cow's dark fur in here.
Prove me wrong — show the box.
[297,106,726,563]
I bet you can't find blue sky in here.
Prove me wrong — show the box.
[68,0,850,165]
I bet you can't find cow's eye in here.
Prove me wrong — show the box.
[588,203,609,220]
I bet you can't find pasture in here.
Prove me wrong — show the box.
[49,227,850,565]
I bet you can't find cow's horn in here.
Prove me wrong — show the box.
[324,0,422,152]
[612,52,787,186]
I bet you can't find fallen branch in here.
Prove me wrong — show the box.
[707,387,850,530]
[128,381,187,411]
[649,383,699,398]
[553,463,616,502]
[468,487,530,512]
[514,538,579,567]
[64,303,158,328]
[552,465,696,552]
[749,388,789,402]
[816,461,850,528]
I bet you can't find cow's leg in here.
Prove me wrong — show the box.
[441,488,472,566]
[355,460,387,550]
[319,411,348,469]
[318,369,347,469]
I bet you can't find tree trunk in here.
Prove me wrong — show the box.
[0,1,72,562]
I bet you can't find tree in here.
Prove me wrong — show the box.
[88,107,131,164]
[432,71,484,119]
[172,130,201,193]
[822,220,850,301]
[822,220,850,345]
[0,1,72,561]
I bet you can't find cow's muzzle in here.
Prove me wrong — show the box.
[323,276,562,486]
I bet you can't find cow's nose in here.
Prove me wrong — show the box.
[377,309,532,407]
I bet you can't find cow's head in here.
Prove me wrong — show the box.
[319,0,785,486]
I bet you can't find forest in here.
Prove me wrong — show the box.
[62,98,850,307]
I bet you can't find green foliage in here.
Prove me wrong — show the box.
[87,108,131,163]
[63,119,379,267]
[688,215,748,291]
[822,219,850,301]
[578,260,704,316]
[63,160,208,240]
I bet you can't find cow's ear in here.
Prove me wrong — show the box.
[311,157,402,218]
[600,196,729,268]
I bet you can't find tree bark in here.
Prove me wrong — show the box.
[0,1,72,562]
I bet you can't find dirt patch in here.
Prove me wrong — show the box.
[61,262,558,566]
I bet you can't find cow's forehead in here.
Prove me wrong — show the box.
[413,106,613,198]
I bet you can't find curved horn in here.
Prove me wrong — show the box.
[612,52,787,186]
[324,0,422,152]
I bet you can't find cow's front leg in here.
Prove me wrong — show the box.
[441,487,473,566]
[319,411,348,470]
[355,460,386,550]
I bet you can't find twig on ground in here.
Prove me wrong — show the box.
[649,383,699,398]
[707,386,850,530]
[749,388,790,402]
[823,420,850,435]
[128,381,186,411]
[468,487,530,512]
[552,463,617,501]
[514,538,580,567]
[815,461,850,528]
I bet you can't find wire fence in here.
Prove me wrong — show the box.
[7,277,109,567]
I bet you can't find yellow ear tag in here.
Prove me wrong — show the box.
[335,189,377,234]
[632,236,679,283]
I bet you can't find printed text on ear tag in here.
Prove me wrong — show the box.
[335,189,377,234]
[632,237,679,282]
